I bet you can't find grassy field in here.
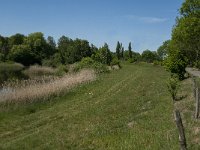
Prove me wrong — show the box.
[0,63,180,149]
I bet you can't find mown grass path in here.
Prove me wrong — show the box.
[0,63,179,149]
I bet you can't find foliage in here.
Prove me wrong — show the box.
[9,45,37,66]
[46,36,57,58]
[194,61,200,69]
[46,36,56,50]
[42,53,62,67]
[110,57,120,67]
[8,33,25,49]
[121,47,124,60]
[74,57,109,73]
[0,53,5,62]
[180,0,200,17]
[0,35,9,58]
[90,44,98,55]
[153,60,161,66]
[55,65,69,76]
[92,43,112,65]
[167,75,180,101]
[115,42,124,60]
[0,63,25,84]
[128,42,132,58]
[164,49,188,80]
[116,41,121,60]
[123,50,141,62]
[141,50,158,63]
[169,0,200,66]
[132,52,141,62]
[157,40,170,60]
[128,58,135,63]
[58,36,92,64]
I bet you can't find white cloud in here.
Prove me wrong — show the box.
[125,15,168,23]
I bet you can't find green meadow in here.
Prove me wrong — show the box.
[0,63,181,149]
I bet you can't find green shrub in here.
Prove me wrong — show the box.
[74,57,109,73]
[0,53,5,62]
[153,60,161,66]
[194,61,200,69]
[42,53,62,67]
[79,57,95,66]
[8,45,38,66]
[0,63,25,84]
[128,58,135,63]
[110,58,120,66]
[92,43,112,65]
[164,51,187,80]
[92,61,110,73]
[167,75,180,101]
[55,65,69,76]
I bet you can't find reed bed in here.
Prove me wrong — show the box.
[23,65,56,78]
[0,69,96,103]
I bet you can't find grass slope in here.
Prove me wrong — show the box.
[0,63,179,149]
[175,78,200,149]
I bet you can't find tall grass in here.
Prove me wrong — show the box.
[23,65,69,78]
[0,69,96,103]
[23,65,56,77]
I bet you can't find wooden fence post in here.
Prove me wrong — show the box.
[174,110,187,150]
[195,87,200,119]
[192,77,196,99]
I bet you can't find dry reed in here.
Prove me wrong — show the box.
[23,65,56,78]
[0,69,96,103]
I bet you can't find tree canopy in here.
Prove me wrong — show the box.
[164,0,200,79]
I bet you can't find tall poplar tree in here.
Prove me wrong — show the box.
[128,42,132,58]
[116,41,121,60]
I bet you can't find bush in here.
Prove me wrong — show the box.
[79,57,95,66]
[92,61,110,73]
[164,51,187,80]
[110,58,120,67]
[0,63,25,84]
[42,53,62,67]
[74,57,109,73]
[55,65,69,76]
[92,43,112,65]
[167,75,180,101]
[9,45,38,66]
[194,61,200,69]
[141,50,158,63]
[0,53,5,62]
[153,60,161,66]
[128,58,135,63]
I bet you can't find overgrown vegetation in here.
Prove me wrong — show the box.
[0,63,180,149]
[167,75,180,101]
[0,62,26,84]
[0,69,95,104]
[162,0,200,78]
[73,57,109,74]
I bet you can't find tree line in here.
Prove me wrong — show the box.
[0,32,162,67]
[0,33,112,66]
[157,0,200,80]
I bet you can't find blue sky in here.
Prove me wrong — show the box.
[0,0,183,52]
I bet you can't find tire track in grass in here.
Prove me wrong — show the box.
[0,67,141,147]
